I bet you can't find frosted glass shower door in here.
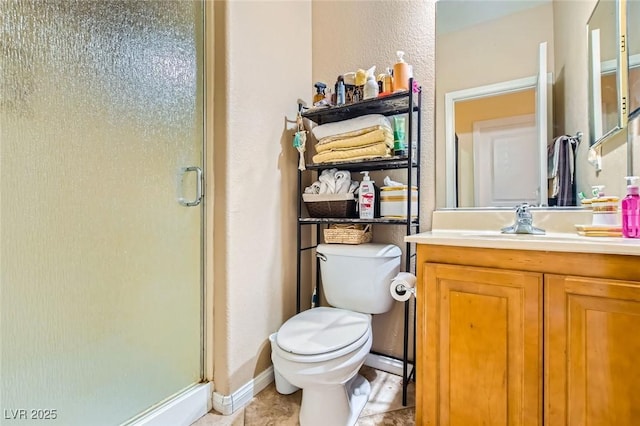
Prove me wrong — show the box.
[1,1,205,425]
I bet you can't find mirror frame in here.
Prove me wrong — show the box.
[588,0,628,149]
[628,0,640,121]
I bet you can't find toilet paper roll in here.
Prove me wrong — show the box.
[390,272,417,302]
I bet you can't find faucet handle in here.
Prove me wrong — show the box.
[515,203,533,221]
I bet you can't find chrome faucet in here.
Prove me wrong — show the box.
[501,203,545,235]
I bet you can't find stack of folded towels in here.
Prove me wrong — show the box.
[311,114,394,164]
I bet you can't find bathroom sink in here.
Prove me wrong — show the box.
[452,230,599,243]
[407,228,639,256]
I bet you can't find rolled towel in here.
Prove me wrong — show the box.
[348,181,359,194]
[334,170,352,194]
[318,168,338,194]
[304,181,321,194]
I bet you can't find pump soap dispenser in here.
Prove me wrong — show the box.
[358,172,376,219]
[622,176,640,238]
[393,51,411,92]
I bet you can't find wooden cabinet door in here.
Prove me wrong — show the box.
[420,263,542,426]
[545,275,640,425]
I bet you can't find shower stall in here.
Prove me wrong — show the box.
[1,1,206,424]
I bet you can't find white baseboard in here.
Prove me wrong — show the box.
[212,366,274,415]
[364,353,413,377]
[128,382,212,426]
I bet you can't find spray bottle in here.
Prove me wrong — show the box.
[622,176,640,238]
[313,82,327,104]
[359,172,376,219]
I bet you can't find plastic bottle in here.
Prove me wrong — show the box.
[336,79,345,106]
[359,171,376,219]
[622,176,640,238]
[363,74,379,99]
[393,51,410,92]
[313,82,326,104]
[393,116,407,156]
[384,67,394,93]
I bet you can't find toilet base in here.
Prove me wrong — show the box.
[299,373,371,426]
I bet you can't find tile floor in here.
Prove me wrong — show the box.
[192,366,415,425]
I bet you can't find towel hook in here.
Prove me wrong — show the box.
[574,131,583,144]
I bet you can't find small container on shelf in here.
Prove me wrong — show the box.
[323,224,372,244]
[380,185,418,219]
[590,196,620,226]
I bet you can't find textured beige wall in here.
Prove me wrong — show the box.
[553,0,628,199]
[435,3,555,207]
[311,0,435,359]
[213,0,312,395]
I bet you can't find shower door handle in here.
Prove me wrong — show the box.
[178,166,203,207]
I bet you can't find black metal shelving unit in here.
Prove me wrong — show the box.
[296,81,421,406]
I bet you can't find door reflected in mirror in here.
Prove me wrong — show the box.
[455,90,536,207]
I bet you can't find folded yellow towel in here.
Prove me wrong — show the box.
[574,224,622,237]
[576,231,623,237]
[315,128,393,153]
[312,142,391,164]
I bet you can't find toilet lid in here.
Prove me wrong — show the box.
[277,307,370,356]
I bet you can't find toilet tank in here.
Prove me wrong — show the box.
[316,243,401,314]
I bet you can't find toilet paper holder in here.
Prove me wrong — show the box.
[390,272,417,301]
[393,283,416,297]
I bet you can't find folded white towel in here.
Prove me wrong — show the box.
[334,171,352,194]
[312,114,392,141]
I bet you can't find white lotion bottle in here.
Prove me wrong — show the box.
[363,74,379,100]
[359,171,376,219]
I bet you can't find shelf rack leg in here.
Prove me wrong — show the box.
[296,169,302,314]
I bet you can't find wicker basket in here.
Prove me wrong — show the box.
[323,224,372,244]
[303,194,357,218]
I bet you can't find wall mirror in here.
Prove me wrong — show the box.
[436,0,631,209]
[587,0,627,147]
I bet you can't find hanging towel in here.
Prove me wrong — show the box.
[547,135,579,206]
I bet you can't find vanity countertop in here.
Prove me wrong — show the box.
[405,230,640,256]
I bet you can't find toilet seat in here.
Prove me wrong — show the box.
[276,307,371,361]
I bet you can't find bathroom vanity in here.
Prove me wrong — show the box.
[407,228,640,425]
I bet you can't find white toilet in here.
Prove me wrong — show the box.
[270,243,401,426]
